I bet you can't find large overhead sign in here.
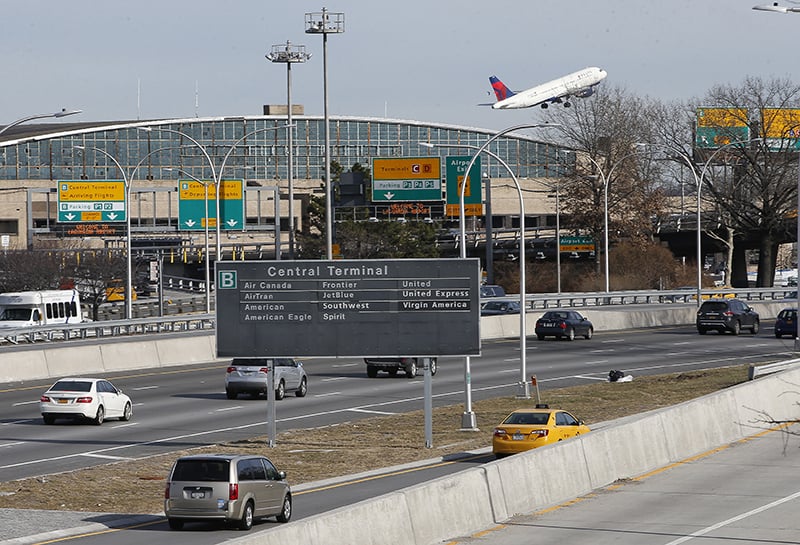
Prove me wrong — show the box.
[215,258,481,358]
[371,157,442,202]
[445,156,482,217]
[57,181,126,223]
[695,108,749,149]
[178,179,244,231]
[761,109,800,151]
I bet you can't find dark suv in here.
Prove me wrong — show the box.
[696,299,760,335]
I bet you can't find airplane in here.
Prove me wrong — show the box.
[488,66,608,110]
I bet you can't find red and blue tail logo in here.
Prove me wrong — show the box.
[489,76,515,101]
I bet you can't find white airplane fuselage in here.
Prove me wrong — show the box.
[492,67,608,110]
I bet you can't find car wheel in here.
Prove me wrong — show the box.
[93,405,105,426]
[366,365,378,378]
[732,321,741,335]
[42,415,55,425]
[121,402,132,421]
[537,334,545,341]
[238,500,254,531]
[275,380,286,401]
[168,518,184,530]
[276,494,292,523]
[566,328,575,341]
[429,358,437,376]
[295,377,307,397]
[226,389,238,400]
[752,320,760,334]
[406,360,417,378]
[584,328,593,340]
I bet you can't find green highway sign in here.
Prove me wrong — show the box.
[445,156,482,216]
[57,180,127,223]
[178,179,244,231]
[559,235,594,252]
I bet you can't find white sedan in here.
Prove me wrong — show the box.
[39,377,132,425]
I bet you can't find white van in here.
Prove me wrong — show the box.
[0,289,83,328]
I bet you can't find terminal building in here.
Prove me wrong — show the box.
[0,114,572,264]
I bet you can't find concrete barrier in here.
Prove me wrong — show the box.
[225,365,800,545]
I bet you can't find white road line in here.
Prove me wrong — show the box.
[503,358,518,362]
[1,419,37,426]
[112,422,139,428]
[215,406,244,412]
[499,369,519,374]
[332,363,359,368]
[0,441,26,449]
[348,408,396,416]
[131,385,159,391]
[673,341,691,346]
[574,375,607,381]
[313,392,341,398]
[321,377,348,382]
[584,360,609,365]
[81,453,135,461]
[601,339,625,343]
[663,490,800,545]
[12,400,39,407]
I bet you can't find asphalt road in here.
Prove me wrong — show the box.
[0,323,797,544]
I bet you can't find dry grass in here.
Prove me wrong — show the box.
[0,365,749,514]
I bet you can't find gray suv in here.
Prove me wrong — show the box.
[164,454,291,530]
[364,357,437,378]
[225,358,307,400]
[696,298,760,335]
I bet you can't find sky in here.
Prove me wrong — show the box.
[1,1,796,132]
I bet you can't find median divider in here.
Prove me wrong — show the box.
[226,364,800,545]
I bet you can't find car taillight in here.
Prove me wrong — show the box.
[229,483,239,500]
[226,366,236,373]
[259,368,269,374]
[724,311,734,316]
[531,429,549,437]
[76,397,93,403]
[559,322,567,329]
[164,483,170,499]
[40,395,50,403]
[493,428,507,437]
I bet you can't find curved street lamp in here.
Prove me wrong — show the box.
[0,109,82,138]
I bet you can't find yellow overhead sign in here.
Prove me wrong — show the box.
[761,109,800,139]
[58,181,125,202]
[372,158,440,180]
[697,108,748,127]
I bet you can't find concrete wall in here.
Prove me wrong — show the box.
[1,300,788,383]
[225,363,800,545]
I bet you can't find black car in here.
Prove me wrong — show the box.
[696,298,760,335]
[774,307,797,338]
[481,300,521,316]
[534,310,593,341]
[480,285,506,298]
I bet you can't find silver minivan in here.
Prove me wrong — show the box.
[164,454,291,530]
[225,358,308,400]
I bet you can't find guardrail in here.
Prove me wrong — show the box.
[748,358,800,380]
[0,286,794,347]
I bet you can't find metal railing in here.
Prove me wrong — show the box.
[0,286,794,347]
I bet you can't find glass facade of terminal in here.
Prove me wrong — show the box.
[0,116,571,182]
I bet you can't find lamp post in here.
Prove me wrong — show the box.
[139,124,291,262]
[482,171,493,284]
[267,41,311,259]
[306,8,344,260]
[0,108,82,138]
[166,168,212,313]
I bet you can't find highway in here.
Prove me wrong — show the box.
[0,323,796,544]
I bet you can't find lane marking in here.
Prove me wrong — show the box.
[1,419,37,426]
[321,377,348,382]
[12,400,39,407]
[130,385,159,391]
[313,392,341,398]
[81,453,134,461]
[0,441,26,449]
[348,408,396,415]
[214,406,243,412]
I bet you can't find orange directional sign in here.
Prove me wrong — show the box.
[57,180,126,223]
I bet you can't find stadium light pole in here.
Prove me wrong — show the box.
[267,41,311,259]
[165,168,212,313]
[306,8,344,260]
[0,108,82,138]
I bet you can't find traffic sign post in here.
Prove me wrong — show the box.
[178,179,244,231]
[57,180,126,223]
[371,158,442,202]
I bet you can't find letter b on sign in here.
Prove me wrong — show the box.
[218,271,237,289]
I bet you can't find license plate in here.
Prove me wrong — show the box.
[543,322,555,327]
[57,399,69,404]
[512,433,524,440]
[191,491,205,499]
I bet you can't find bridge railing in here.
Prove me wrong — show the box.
[1,287,794,347]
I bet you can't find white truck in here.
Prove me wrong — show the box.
[0,289,83,328]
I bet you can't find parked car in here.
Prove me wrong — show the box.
[481,300,521,316]
[164,454,292,530]
[696,298,760,335]
[363,357,437,378]
[492,406,590,458]
[39,377,132,425]
[774,307,797,338]
[225,358,308,400]
[534,310,593,340]
[480,284,506,298]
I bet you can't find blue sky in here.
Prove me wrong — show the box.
[1,1,794,131]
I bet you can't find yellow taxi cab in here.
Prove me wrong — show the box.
[492,405,590,458]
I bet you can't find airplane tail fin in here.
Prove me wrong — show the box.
[489,76,515,102]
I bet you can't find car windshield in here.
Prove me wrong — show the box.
[49,380,92,392]
[779,310,796,319]
[542,312,567,320]
[484,302,505,310]
[503,412,550,425]
[172,459,230,481]
[0,308,33,321]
